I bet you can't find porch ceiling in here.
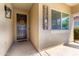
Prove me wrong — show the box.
[65,3,79,6]
[12,3,33,11]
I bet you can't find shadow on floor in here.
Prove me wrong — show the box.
[64,43,79,49]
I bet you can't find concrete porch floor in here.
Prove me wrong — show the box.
[74,40,79,44]
[6,41,79,56]
[6,41,41,56]
[45,42,79,56]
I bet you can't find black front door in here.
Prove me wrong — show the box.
[17,14,27,41]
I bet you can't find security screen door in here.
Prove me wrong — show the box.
[17,14,27,41]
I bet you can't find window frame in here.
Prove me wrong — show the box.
[51,10,61,30]
[51,9,70,30]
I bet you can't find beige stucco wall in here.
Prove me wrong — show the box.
[29,4,39,50]
[0,3,13,55]
[13,8,29,41]
[38,3,72,50]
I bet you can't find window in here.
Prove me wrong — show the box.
[74,21,79,27]
[62,13,69,30]
[51,10,69,30]
[51,10,61,30]
[74,16,79,27]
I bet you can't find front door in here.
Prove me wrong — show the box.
[17,14,27,41]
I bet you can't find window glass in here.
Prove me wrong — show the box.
[62,13,69,30]
[51,10,61,30]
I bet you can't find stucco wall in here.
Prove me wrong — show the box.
[38,3,72,50]
[29,4,39,50]
[0,3,13,55]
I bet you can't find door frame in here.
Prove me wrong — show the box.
[14,12,29,41]
[16,14,27,41]
[73,12,79,43]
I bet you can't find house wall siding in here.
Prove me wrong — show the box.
[0,3,13,55]
[38,3,72,50]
